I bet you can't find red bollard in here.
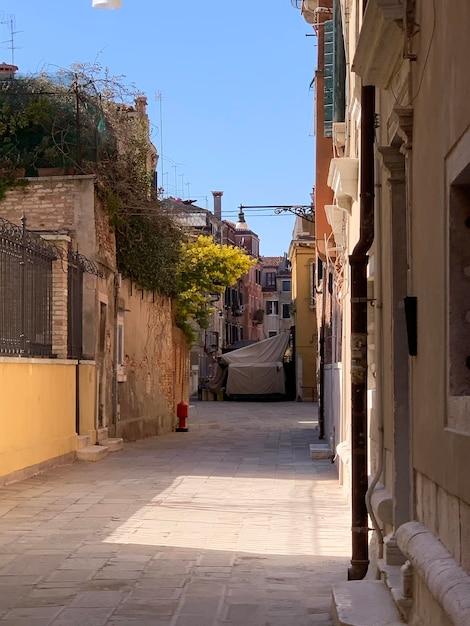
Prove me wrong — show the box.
[176,401,189,432]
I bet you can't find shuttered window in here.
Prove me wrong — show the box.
[324,19,334,138]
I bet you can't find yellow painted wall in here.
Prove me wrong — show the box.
[290,245,318,400]
[79,362,97,443]
[0,359,77,478]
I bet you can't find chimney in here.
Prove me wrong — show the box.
[0,62,18,80]
[134,96,148,115]
[211,191,223,221]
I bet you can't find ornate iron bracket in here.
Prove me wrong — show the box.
[239,204,315,223]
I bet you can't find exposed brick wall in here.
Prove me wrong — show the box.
[1,177,79,231]
[94,200,116,270]
[50,241,69,359]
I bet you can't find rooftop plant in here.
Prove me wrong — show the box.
[0,64,253,342]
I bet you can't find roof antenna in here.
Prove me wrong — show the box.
[0,13,21,66]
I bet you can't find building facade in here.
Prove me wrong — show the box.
[288,215,318,401]
[295,0,470,624]
[259,255,293,340]
[222,207,263,348]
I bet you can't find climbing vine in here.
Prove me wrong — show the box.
[0,64,254,341]
[0,171,29,201]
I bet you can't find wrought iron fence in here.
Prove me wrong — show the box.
[0,215,107,359]
[67,252,83,359]
[0,215,57,357]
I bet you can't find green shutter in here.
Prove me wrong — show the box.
[333,0,346,123]
[324,19,334,138]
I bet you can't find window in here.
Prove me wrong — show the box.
[268,331,277,338]
[282,303,290,319]
[205,330,219,353]
[281,280,291,292]
[310,261,316,307]
[448,179,470,433]
[324,20,334,138]
[317,257,324,286]
[266,272,276,288]
[266,301,279,316]
[255,269,261,284]
[232,325,239,344]
[117,311,126,382]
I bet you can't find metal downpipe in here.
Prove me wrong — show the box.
[348,78,375,580]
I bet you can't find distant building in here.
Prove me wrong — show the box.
[288,215,317,402]
[222,207,262,348]
[259,255,293,340]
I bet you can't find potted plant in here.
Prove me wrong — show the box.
[36,144,76,176]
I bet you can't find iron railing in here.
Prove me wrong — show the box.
[0,215,57,357]
[67,252,83,359]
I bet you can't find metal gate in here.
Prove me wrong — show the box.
[67,252,84,359]
[0,215,56,357]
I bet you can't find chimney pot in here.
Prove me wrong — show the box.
[211,191,223,221]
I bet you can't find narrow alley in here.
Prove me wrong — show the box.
[0,401,350,626]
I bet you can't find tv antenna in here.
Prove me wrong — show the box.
[155,91,164,196]
[0,13,22,66]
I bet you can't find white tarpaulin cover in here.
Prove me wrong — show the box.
[219,332,290,367]
[207,332,290,396]
[225,362,286,395]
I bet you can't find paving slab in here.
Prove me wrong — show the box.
[0,400,350,625]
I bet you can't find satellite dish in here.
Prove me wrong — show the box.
[92,0,122,9]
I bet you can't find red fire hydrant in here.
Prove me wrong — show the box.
[176,401,189,432]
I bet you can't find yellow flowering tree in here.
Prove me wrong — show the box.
[176,235,255,339]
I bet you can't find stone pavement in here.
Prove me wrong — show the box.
[0,400,351,625]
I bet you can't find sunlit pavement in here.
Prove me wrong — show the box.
[0,399,350,625]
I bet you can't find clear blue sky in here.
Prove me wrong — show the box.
[0,0,317,256]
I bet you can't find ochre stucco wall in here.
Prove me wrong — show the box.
[410,0,470,506]
[290,247,317,400]
[79,362,97,443]
[0,359,77,479]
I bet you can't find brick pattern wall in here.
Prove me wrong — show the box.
[51,241,69,359]
[95,200,116,270]
[1,178,77,231]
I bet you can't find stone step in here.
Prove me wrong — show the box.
[101,438,123,452]
[378,560,412,622]
[76,434,91,450]
[96,427,109,443]
[76,445,109,462]
[332,580,405,626]
[310,443,333,459]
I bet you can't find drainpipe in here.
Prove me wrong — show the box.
[365,156,384,565]
[318,269,327,440]
[348,50,375,579]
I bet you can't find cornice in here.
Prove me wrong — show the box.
[352,0,404,89]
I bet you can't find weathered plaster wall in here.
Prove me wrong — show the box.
[117,279,189,441]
